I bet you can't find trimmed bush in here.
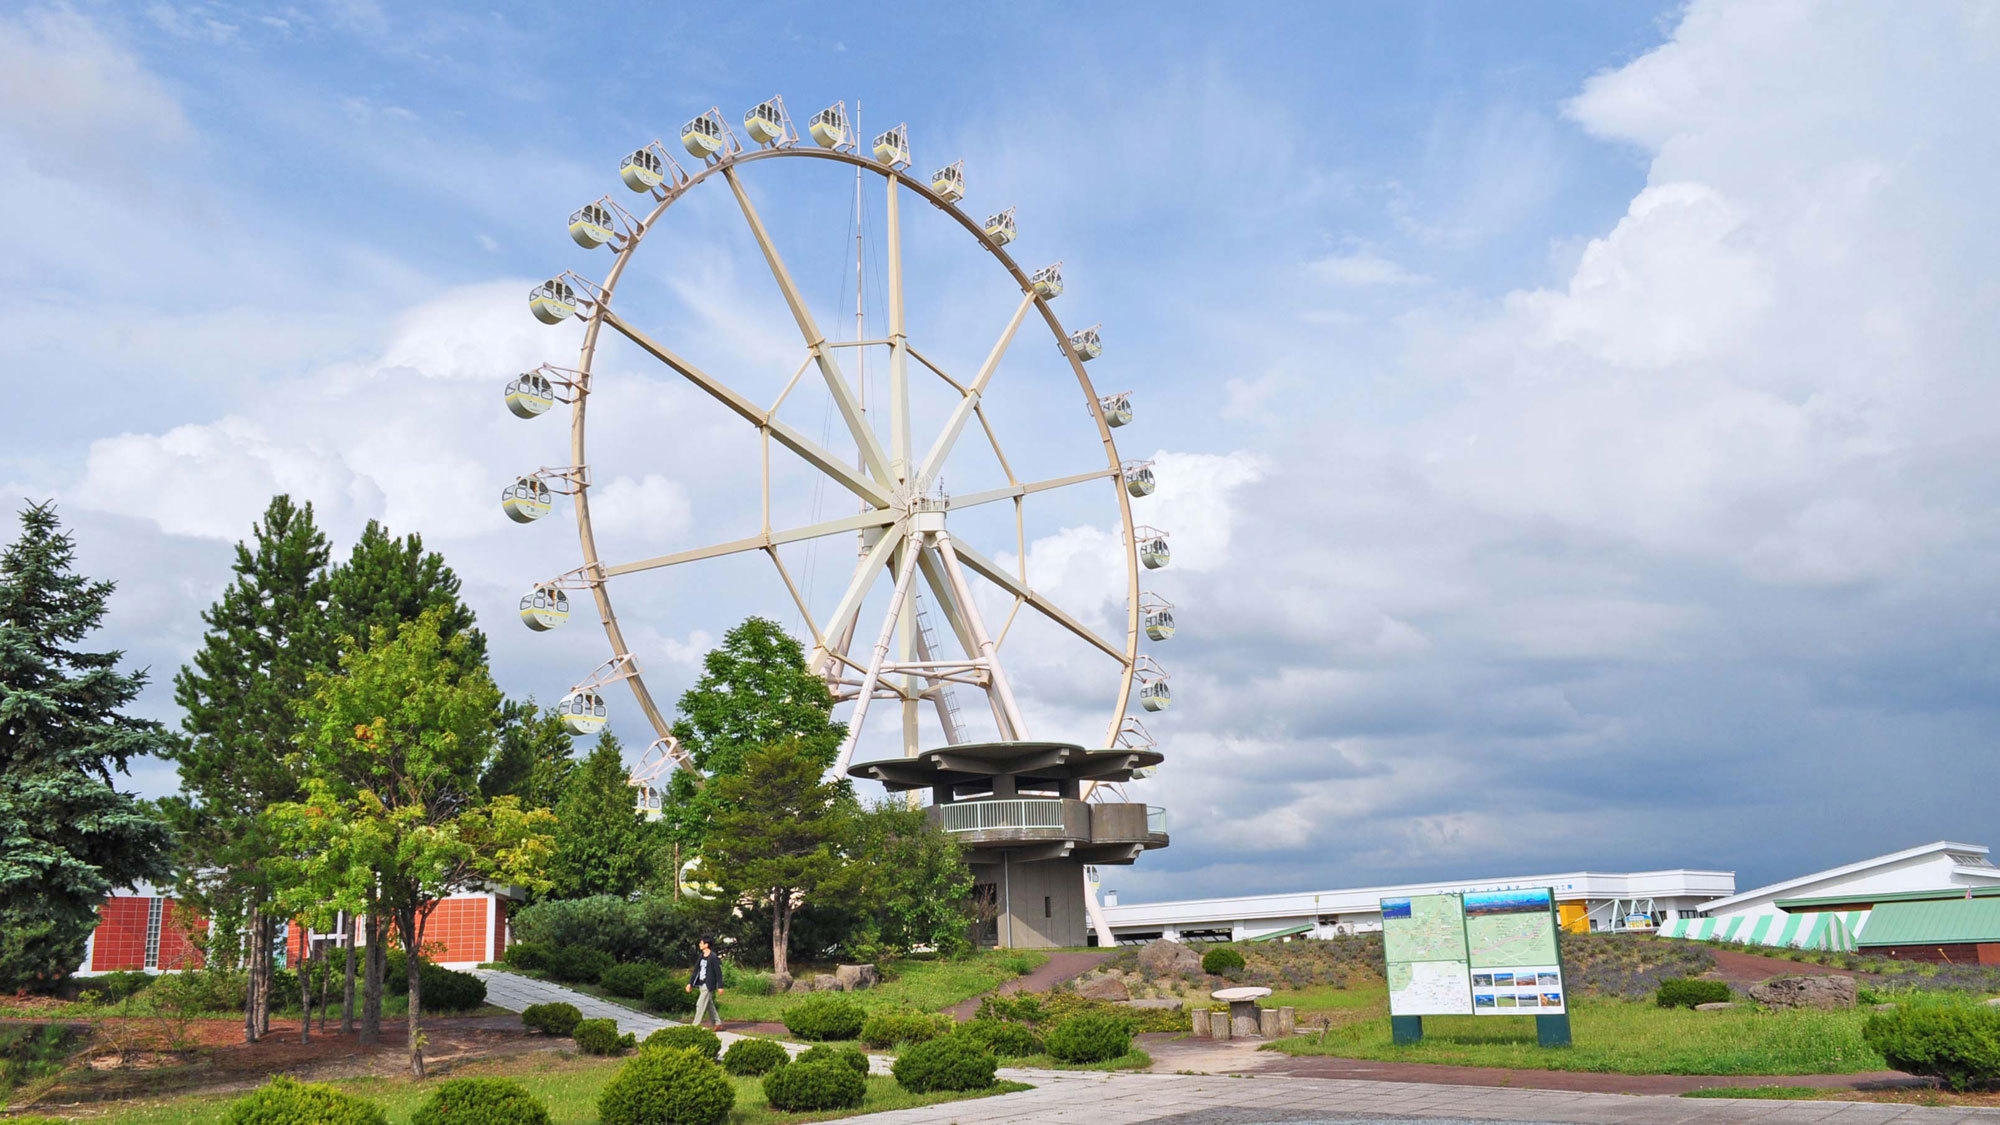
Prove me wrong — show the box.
[410,1077,552,1125]
[644,1025,722,1060]
[381,950,487,1011]
[573,1018,634,1056]
[892,1035,997,1093]
[597,1046,734,1125]
[221,1076,387,1125]
[77,969,154,1003]
[1045,1012,1133,1064]
[600,962,666,999]
[1655,978,1732,1009]
[502,941,552,972]
[795,1043,869,1074]
[722,1037,790,1076]
[783,994,867,1041]
[860,1008,952,1049]
[1864,1004,2000,1092]
[954,1018,1042,1058]
[546,945,616,986]
[521,1002,582,1037]
[511,894,704,965]
[1201,947,1246,975]
[645,976,698,1015]
[762,1059,865,1111]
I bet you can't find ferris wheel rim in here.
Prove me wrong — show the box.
[557,143,1144,763]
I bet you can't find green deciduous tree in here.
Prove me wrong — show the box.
[0,502,171,990]
[164,494,333,1041]
[546,730,654,901]
[270,609,553,1077]
[852,801,975,958]
[701,738,859,977]
[665,617,843,848]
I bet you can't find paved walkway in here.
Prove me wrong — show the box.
[945,951,1115,1020]
[849,1069,2000,1124]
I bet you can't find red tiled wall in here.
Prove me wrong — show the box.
[91,897,151,971]
[491,897,507,960]
[421,897,491,964]
[155,901,207,971]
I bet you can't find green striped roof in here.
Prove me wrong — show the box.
[1857,898,2000,947]
[1775,886,2000,910]
[1247,924,1311,942]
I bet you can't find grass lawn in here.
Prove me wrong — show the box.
[1681,1086,1826,1099]
[68,1051,1031,1124]
[1017,1048,1152,1072]
[1267,1000,1886,1076]
[707,950,1048,1024]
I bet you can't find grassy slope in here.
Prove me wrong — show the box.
[712,951,1048,1024]
[69,1053,1031,1124]
[1267,1000,1886,1075]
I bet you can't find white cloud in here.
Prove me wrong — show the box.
[0,7,190,172]
[1309,251,1428,288]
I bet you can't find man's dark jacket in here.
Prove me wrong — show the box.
[688,950,723,991]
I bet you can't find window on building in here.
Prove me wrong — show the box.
[143,898,164,970]
[1044,896,1052,919]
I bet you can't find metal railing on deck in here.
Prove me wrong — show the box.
[935,798,1067,833]
[1147,806,1168,835]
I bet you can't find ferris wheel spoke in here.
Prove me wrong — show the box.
[811,525,907,674]
[722,167,896,486]
[944,537,1126,662]
[601,509,899,578]
[599,308,893,510]
[949,468,1119,512]
[915,291,1038,488]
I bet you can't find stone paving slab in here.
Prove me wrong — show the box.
[837,1072,2000,1125]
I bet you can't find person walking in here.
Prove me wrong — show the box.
[686,936,725,1030]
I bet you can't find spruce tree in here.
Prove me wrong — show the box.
[167,494,333,1041]
[481,697,576,807]
[0,502,171,989]
[546,730,653,899]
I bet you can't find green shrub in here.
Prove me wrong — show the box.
[546,945,616,986]
[783,994,866,1041]
[1045,1012,1133,1063]
[520,1002,582,1037]
[1201,947,1246,975]
[644,1025,721,1060]
[1655,978,1732,1009]
[597,1046,734,1125]
[644,976,697,1015]
[795,1044,869,1074]
[600,962,666,999]
[573,1018,634,1056]
[380,950,487,1011]
[511,894,704,965]
[892,1035,996,1092]
[77,969,154,1002]
[762,1059,864,1111]
[860,1008,952,1049]
[503,942,552,973]
[722,1036,789,1075]
[410,1077,551,1125]
[1863,1004,2000,1092]
[954,1018,1042,1058]
[221,1076,387,1125]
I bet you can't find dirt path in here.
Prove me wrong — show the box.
[944,951,1114,1021]
[1707,947,1871,986]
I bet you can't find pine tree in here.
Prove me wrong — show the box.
[665,617,844,847]
[481,697,576,808]
[326,520,485,669]
[166,494,332,1040]
[546,730,653,899]
[0,502,171,989]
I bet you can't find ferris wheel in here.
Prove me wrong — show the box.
[500,96,1175,806]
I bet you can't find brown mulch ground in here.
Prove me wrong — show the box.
[1706,948,1874,987]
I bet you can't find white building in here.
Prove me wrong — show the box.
[1659,840,2000,951]
[1097,867,1735,945]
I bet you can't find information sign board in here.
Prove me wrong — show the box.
[1380,888,1566,1020]
[1381,893,1472,1016]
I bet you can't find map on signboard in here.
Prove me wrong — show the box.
[1464,889,1559,968]
[1388,958,1474,1016]
[1382,893,1467,964]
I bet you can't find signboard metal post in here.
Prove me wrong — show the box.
[1391,1015,1423,1045]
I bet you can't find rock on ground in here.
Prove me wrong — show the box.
[1137,939,1201,978]
[1746,975,1856,1010]
[1693,1002,1738,1011]
[1076,975,1131,1001]
[834,964,877,991]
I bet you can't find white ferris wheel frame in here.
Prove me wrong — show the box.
[530,112,1162,792]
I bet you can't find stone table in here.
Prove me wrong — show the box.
[1211,985,1272,1038]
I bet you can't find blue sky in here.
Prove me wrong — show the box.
[6,1,1999,905]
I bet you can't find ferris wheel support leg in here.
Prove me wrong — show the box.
[1083,872,1116,949]
[833,541,922,776]
[935,533,1028,743]
[810,528,904,679]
